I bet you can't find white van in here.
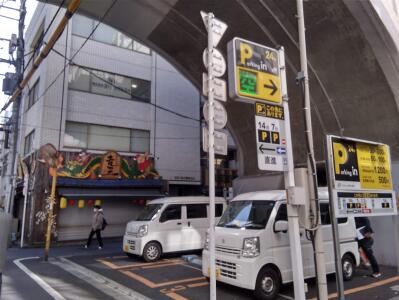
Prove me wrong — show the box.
[202,189,359,300]
[124,196,226,262]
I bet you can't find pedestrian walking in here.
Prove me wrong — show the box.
[85,205,105,250]
[355,217,381,278]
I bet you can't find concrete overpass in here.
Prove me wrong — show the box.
[44,0,399,177]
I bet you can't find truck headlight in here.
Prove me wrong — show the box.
[137,225,148,237]
[242,237,260,257]
[204,232,209,250]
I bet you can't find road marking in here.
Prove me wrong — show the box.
[141,261,186,270]
[97,258,183,270]
[164,292,189,300]
[187,281,209,288]
[120,269,206,288]
[181,263,202,272]
[13,257,66,300]
[391,284,399,292]
[308,275,399,300]
[54,257,150,300]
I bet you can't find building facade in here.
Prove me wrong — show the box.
[1,3,207,244]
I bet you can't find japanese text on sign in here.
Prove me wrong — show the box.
[331,137,392,190]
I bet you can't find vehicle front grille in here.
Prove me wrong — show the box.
[216,259,237,279]
[216,245,241,255]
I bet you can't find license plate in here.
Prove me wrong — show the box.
[207,266,221,280]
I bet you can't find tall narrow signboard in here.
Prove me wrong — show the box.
[201,11,227,300]
[228,38,306,300]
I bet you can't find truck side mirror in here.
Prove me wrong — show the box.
[274,220,288,233]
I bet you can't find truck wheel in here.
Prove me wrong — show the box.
[254,267,281,300]
[342,254,355,281]
[143,242,161,262]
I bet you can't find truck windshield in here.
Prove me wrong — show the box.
[217,200,275,230]
[136,204,163,221]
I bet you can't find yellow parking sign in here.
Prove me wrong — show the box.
[228,38,282,104]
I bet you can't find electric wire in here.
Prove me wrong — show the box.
[39,40,200,123]
[23,0,66,72]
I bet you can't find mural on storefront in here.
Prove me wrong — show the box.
[56,151,160,179]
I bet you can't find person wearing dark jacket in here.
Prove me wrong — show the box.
[355,217,380,278]
[85,205,104,249]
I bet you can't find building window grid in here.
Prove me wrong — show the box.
[68,65,151,102]
[24,130,35,155]
[27,79,40,110]
[64,121,150,153]
[72,14,151,55]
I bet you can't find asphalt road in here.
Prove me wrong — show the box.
[2,239,399,300]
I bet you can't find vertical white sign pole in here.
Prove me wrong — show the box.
[279,47,306,300]
[207,12,217,300]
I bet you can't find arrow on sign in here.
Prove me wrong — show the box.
[264,79,278,96]
[259,144,274,154]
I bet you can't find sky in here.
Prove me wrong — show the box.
[0,0,38,116]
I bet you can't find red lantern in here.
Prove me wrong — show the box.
[68,199,76,206]
[87,200,95,207]
[139,199,145,205]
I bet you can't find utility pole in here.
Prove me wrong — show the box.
[7,0,26,214]
[296,0,328,299]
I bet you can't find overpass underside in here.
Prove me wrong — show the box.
[44,0,399,176]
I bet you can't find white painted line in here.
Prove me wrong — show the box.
[13,257,66,300]
[53,257,150,300]
[182,263,202,272]
[278,293,294,300]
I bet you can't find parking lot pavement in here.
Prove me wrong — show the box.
[67,253,399,300]
[6,244,399,300]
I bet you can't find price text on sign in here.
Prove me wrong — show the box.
[331,136,392,190]
[228,38,282,104]
[335,191,396,217]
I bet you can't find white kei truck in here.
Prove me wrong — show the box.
[202,189,359,300]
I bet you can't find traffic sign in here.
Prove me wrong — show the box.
[200,11,228,48]
[202,127,228,156]
[255,102,287,171]
[203,48,226,77]
[227,37,282,104]
[202,73,227,102]
[327,135,397,217]
[203,101,227,130]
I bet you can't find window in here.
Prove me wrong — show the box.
[275,204,287,221]
[160,205,181,222]
[187,204,207,219]
[216,204,223,217]
[218,200,275,230]
[320,203,347,225]
[64,121,150,153]
[31,23,44,62]
[72,14,150,54]
[88,124,130,152]
[68,65,151,102]
[131,130,150,153]
[27,79,40,109]
[24,130,35,155]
